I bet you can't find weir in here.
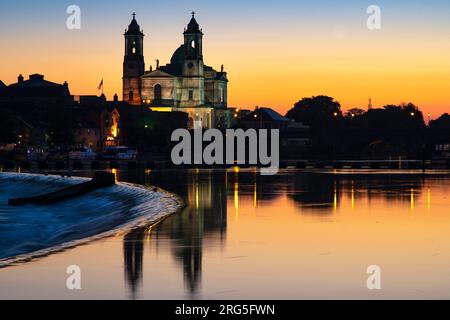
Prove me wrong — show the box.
[8,172,116,206]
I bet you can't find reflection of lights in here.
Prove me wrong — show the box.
[111,168,118,182]
[427,188,431,211]
[253,181,257,208]
[234,165,239,220]
[195,182,199,210]
[351,182,355,210]
[410,188,414,211]
[234,182,239,221]
[145,221,161,240]
[333,183,337,211]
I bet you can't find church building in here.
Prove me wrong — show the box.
[123,13,229,129]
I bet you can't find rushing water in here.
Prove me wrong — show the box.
[0,172,181,265]
[1,168,450,299]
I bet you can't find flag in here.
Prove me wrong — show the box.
[97,79,103,90]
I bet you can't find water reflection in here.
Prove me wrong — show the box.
[118,168,437,298]
[123,229,144,299]
[120,169,227,298]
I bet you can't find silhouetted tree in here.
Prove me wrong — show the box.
[285,96,343,158]
[345,108,366,119]
[286,95,342,128]
[428,113,450,146]
[429,113,450,130]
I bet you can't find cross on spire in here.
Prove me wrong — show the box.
[132,12,136,19]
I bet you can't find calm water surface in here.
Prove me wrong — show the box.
[1,168,450,299]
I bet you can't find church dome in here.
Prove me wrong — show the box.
[170,44,186,65]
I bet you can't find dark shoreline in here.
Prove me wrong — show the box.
[1,158,450,171]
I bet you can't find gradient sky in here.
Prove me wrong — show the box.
[1,0,450,116]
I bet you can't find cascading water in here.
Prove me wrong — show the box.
[0,172,182,266]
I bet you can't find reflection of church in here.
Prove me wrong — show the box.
[123,13,229,129]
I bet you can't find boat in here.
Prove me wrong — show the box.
[68,147,97,160]
[100,146,137,160]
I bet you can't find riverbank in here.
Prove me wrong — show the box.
[1,158,450,172]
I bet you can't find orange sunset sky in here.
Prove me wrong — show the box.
[1,0,449,117]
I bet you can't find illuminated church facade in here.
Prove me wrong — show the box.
[123,13,229,129]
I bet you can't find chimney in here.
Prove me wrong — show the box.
[18,74,24,83]
[113,94,118,102]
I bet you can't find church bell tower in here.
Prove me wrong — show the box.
[183,12,204,77]
[123,13,145,105]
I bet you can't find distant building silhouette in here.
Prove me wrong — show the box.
[122,13,229,129]
[0,74,73,108]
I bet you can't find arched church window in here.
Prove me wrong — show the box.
[190,40,195,49]
[154,84,162,101]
